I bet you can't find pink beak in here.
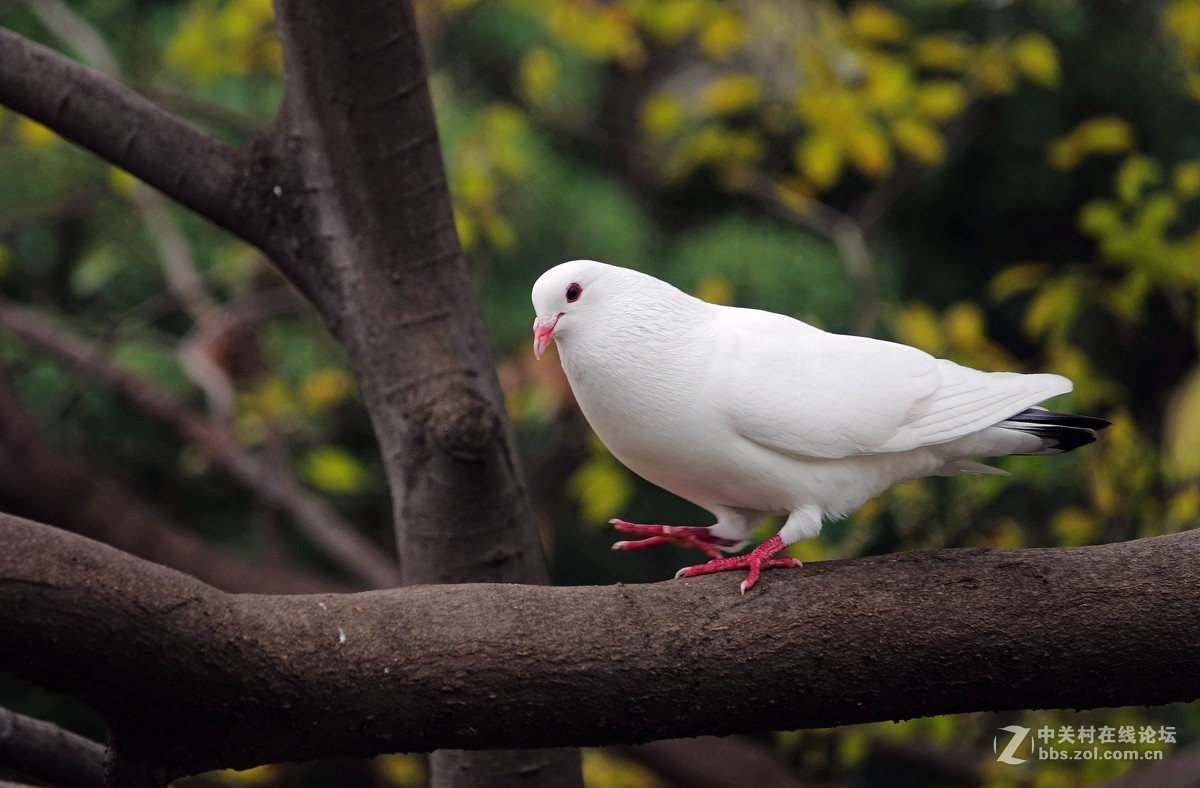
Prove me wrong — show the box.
[532,313,562,359]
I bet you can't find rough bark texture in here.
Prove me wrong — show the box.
[2,514,1198,783]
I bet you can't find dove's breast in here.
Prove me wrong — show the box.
[558,331,801,513]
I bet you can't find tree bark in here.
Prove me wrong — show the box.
[2,514,1197,783]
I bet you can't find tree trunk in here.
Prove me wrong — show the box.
[269,1,578,784]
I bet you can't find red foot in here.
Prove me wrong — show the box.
[609,519,739,560]
[674,535,801,594]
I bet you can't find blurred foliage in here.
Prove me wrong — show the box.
[1,0,1198,785]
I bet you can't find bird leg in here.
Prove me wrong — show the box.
[674,534,801,594]
[609,519,740,560]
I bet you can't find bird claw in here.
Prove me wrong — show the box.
[673,534,802,593]
[608,519,736,558]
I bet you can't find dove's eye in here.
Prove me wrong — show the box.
[566,283,583,302]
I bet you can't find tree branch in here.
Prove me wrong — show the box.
[0,298,402,589]
[0,706,106,788]
[0,366,341,594]
[1,513,1197,782]
[0,27,275,256]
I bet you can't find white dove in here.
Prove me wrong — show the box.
[531,260,1109,593]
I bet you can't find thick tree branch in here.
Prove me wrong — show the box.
[0,27,277,256]
[0,298,401,589]
[0,706,105,788]
[1,513,1197,782]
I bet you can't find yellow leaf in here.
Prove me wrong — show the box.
[987,262,1049,302]
[1077,199,1121,238]
[16,117,56,148]
[1011,32,1061,88]
[1051,507,1096,547]
[891,303,943,355]
[693,275,733,305]
[974,53,1016,95]
[581,749,665,788]
[256,377,294,419]
[519,47,560,105]
[699,12,746,59]
[484,215,516,251]
[773,176,815,215]
[548,5,645,68]
[1073,116,1135,156]
[1165,366,1200,480]
[377,753,426,788]
[848,3,911,44]
[892,117,945,163]
[1046,138,1081,171]
[211,765,279,785]
[1047,116,1133,170]
[457,164,494,209]
[0,243,12,278]
[107,166,141,198]
[301,446,369,495]
[912,35,972,71]
[454,207,475,251]
[700,74,762,115]
[979,518,1025,548]
[914,80,967,122]
[865,55,914,113]
[1022,279,1079,340]
[794,132,844,190]
[1102,269,1151,321]
[638,0,702,42]
[640,92,686,137]
[1167,485,1200,524]
[1173,161,1200,197]
[848,123,893,177]
[300,368,356,413]
[944,302,986,350]
[568,441,634,524]
[1114,155,1160,204]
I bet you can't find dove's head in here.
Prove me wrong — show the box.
[530,259,614,360]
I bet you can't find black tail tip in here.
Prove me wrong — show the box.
[1004,407,1111,453]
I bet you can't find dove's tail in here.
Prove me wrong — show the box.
[998,406,1111,454]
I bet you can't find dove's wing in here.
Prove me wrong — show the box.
[714,307,1071,460]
